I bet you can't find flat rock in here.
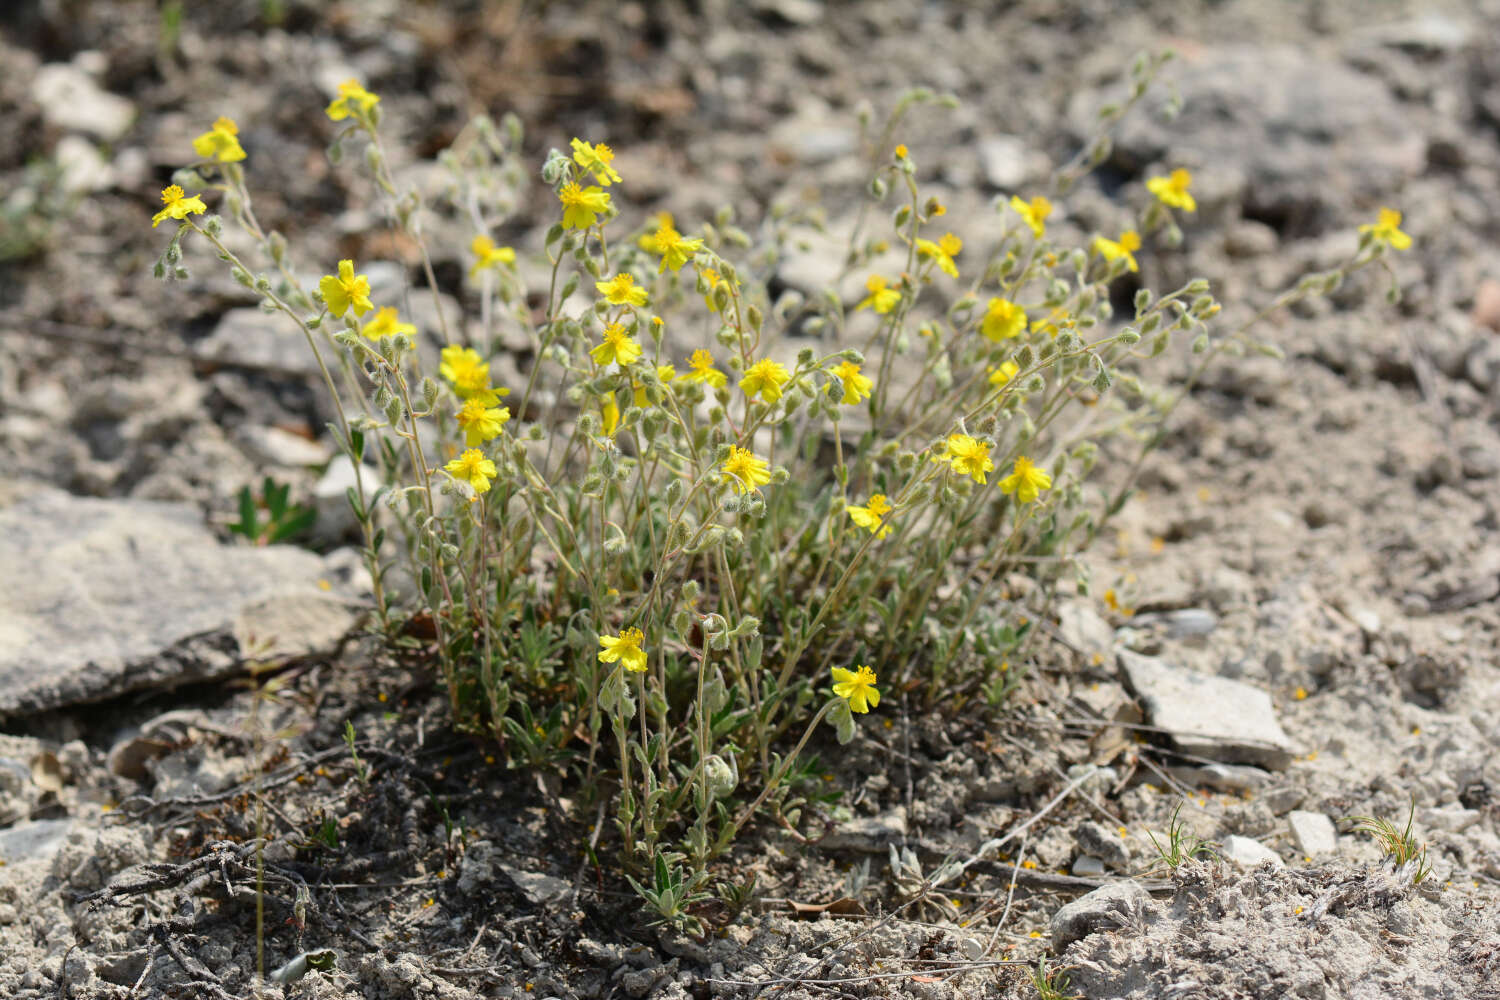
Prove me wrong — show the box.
[1118,650,1295,768]
[196,307,320,377]
[1287,810,1338,857]
[821,808,908,852]
[1050,881,1154,950]
[0,483,357,716]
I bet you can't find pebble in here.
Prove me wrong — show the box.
[54,135,114,194]
[1221,834,1283,869]
[1167,762,1272,794]
[1057,599,1116,660]
[1071,855,1106,877]
[976,135,1043,189]
[1162,608,1219,639]
[1287,810,1339,856]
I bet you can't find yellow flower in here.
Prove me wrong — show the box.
[558,182,612,230]
[935,433,994,484]
[318,259,374,318]
[633,365,676,407]
[980,298,1027,342]
[684,348,727,388]
[1093,230,1141,273]
[150,185,207,228]
[596,272,648,307]
[455,398,510,446]
[915,234,961,278]
[830,360,872,405]
[469,235,516,277]
[988,360,1020,386]
[846,494,893,539]
[1359,207,1411,251]
[638,211,674,251]
[360,306,416,341]
[856,275,901,314]
[739,358,791,403]
[1035,306,1075,339]
[601,396,620,438]
[445,448,497,495]
[591,323,642,366]
[326,78,380,121]
[831,665,880,714]
[1010,195,1052,239]
[598,627,647,673]
[645,223,703,273]
[191,116,246,163]
[1146,168,1196,212]
[570,138,621,186]
[894,144,908,159]
[701,268,730,312]
[440,345,508,401]
[721,446,771,494]
[998,455,1053,503]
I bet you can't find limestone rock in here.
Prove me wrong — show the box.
[0,483,356,716]
[1118,650,1295,768]
[1050,881,1154,950]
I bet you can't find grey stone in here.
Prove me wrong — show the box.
[1118,650,1295,768]
[54,135,115,194]
[1168,762,1272,794]
[0,819,78,866]
[1420,805,1481,833]
[1359,14,1474,54]
[1221,834,1283,869]
[1071,855,1106,877]
[197,308,318,377]
[314,455,385,543]
[976,135,1044,190]
[0,483,356,716]
[1161,608,1218,639]
[1057,599,1116,660]
[821,808,908,852]
[1050,881,1154,950]
[31,61,136,141]
[1287,811,1338,857]
[500,865,574,908]
[1074,821,1131,870]
[751,0,824,25]
[235,425,331,468]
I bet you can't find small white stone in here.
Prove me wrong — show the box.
[1221,834,1283,869]
[1287,810,1338,856]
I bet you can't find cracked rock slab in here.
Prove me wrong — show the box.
[1118,650,1295,768]
[0,483,357,717]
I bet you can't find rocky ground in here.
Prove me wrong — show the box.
[3,0,1500,997]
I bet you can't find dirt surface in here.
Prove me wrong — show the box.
[3,1,1500,997]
